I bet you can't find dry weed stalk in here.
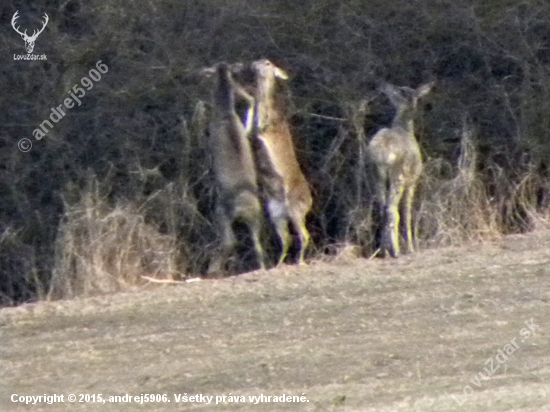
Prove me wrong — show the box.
[49,179,179,299]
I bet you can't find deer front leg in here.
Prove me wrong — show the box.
[235,84,255,136]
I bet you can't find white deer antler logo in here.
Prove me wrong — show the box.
[11,11,49,54]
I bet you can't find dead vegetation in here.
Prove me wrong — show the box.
[49,178,180,300]
[3,0,550,304]
[2,231,549,411]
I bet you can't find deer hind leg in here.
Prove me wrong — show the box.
[247,213,266,271]
[373,170,388,257]
[289,210,310,265]
[401,184,416,253]
[232,192,266,271]
[383,180,405,258]
[267,199,291,266]
[208,210,236,275]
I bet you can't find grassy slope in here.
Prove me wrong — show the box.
[1,232,549,411]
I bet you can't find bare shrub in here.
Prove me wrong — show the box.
[418,118,503,248]
[5,0,550,305]
[485,157,550,235]
[0,227,43,306]
[49,178,180,300]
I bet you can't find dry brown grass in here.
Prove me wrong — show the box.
[416,117,549,251]
[301,105,550,264]
[418,133,500,248]
[40,111,550,303]
[2,230,549,411]
[48,179,181,300]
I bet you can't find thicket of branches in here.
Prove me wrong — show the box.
[2,0,550,305]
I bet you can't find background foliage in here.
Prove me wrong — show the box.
[2,0,550,305]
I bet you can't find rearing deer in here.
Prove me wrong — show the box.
[206,63,265,274]
[367,82,434,257]
[251,59,312,265]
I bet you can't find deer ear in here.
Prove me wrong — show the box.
[380,83,400,96]
[274,67,289,80]
[416,82,434,98]
[230,62,245,74]
[199,67,216,78]
[380,83,405,105]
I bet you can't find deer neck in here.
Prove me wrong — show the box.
[255,81,282,131]
[392,109,415,135]
[214,75,236,115]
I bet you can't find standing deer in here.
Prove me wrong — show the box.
[367,82,434,257]
[251,59,312,265]
[206,63,265,274]
[11,11,49,54]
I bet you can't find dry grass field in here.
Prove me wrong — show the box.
[1,231,549,411]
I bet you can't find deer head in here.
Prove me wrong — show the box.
[252,59,289,83]
[12,11,49,54]
[379,82,434,127]
[381,82,434,112]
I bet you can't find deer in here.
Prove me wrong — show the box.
[249,59,313,266]
[11,11,49,54]
[205,63,265,274]
[367,82,434,258]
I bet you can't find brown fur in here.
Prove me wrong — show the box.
[251,59,313,265]
[367,82,434,257]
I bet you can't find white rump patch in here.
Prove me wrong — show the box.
[267,200,287,220]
